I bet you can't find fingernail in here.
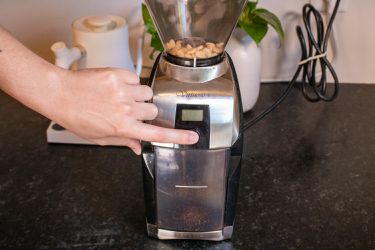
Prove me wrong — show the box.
[188,131,199,144]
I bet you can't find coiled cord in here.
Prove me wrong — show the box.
[243,0,341,131]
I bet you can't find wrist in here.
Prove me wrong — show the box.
[34,66,69,122]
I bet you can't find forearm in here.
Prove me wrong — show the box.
[0,26,64,120]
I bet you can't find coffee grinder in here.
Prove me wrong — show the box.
[141,0,248,241]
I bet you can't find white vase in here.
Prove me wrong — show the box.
[226,28,262,112]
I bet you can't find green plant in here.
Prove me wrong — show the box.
[142,3,163,56]
[238,0,284,45]
[142,0,284,57]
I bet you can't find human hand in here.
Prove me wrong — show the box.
[49,68,199,154]
[0,27,198,154]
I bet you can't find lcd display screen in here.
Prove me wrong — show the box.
[181,109,204,122]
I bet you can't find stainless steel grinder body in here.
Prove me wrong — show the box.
[142,53,243,241]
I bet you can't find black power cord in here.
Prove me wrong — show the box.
[243,0,341,131]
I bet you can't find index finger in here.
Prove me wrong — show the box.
[130,122,199,145]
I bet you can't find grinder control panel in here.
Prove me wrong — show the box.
[175,104,210,149]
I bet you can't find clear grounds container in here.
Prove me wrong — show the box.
[155,147,230,232]
[144,0,247,60]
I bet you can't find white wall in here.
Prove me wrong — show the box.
[0,0,143,65]
[258,0,375,84]
[0,0,374,83]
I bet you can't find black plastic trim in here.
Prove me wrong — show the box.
[224,53,244,227]
[141,54,162,225]
[165,52,225,67]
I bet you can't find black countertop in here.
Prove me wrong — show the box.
[1,83,374,249]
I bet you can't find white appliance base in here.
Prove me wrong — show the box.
[46,121,95,145]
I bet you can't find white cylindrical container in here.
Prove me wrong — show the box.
[72,15,135,71]
[226,28,262,113]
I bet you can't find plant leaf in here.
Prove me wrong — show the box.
[238,1,284,45]
[150,35,164,52]
[253,8,285,42]
[142,4,153,27]
[239,1,256,27]
[248,0,259,11]
[239,18,269,46]
[142,4,163,54]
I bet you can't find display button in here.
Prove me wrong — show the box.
[181,109,204,122]
[193,129,201,145]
